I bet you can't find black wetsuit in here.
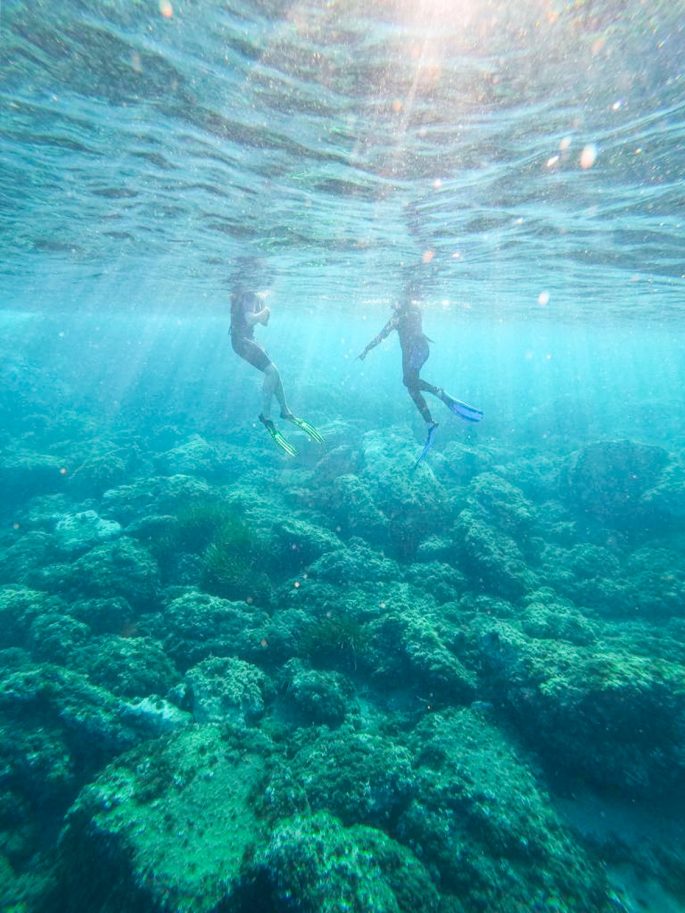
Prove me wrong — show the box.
[230,291,272,372]
[370,302,440,423]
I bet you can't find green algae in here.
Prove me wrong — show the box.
[300,610,373,670]
[183,505,274,606]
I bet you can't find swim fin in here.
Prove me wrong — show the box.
[441,391,483,423]
[259,416,297,457]
[283,414,325,444]
[411,422,438,472]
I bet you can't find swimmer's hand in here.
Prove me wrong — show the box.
[258,307,270,326]
[357,349,367,361]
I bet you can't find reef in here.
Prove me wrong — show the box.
[0,398,684,913]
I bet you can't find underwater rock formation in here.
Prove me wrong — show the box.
[308,537,399,584]
[396,708,615,913]
[478,621,685,798]
[154,434,224,479]
[367,606,476,701]
[640,459,685,521]
[564,439,668,525]
[143,590,270,671]
[0,361,681,913]
[55,726,267,913]
[101,474,212,524]
[265,728,417,829]
[185,656,267,725]
[250,811,440,913]
[279,659,350,726]
[0,585,65,650]
[453,509,536,599]
[53,510,121,555]
[73,634,180,699]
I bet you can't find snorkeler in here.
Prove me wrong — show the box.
[230,274,323,456]
[358,283,482,466]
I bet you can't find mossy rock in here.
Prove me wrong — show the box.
[479,624,685,797]
[308,539,399,585]
[398,708,614,913]
[74,635,180,699]
[0,664,169,772]
[0,586,65,650]
[247,811,440,913]
[268,728,416,829]
[564,440,668,525]
[466,472,536,536]
[63,538,160,610]
[454,509,536,599]
[101,475,211,524]
[280,660,350,727]
[56,725,267,913]
[367,610,476,702]
[185,656,267,725]
[0,531,58,586]
[29,613,90,664]
[146,591,270,672]
[270,518,341,570]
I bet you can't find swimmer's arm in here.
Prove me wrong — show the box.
[245,307,270,327]
[358,318,396,360]
[237,291,270,327]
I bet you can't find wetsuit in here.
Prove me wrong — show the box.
[367,302,440,423]
[230,290,272,372]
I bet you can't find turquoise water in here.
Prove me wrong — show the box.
[1,1,684,912]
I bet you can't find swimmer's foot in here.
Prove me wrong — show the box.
[259,415,297,457]
[282,413,325,444]
[439,390,483,423]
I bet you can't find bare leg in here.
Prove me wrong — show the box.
[261,363,291,419]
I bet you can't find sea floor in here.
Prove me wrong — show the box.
[0,320,683,913]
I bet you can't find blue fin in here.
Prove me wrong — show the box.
[411,423,438,472]
[442,393,483,423]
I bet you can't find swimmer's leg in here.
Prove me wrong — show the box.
[417,374,483,424]
[403,368,435,425]
[262,363,290,420]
